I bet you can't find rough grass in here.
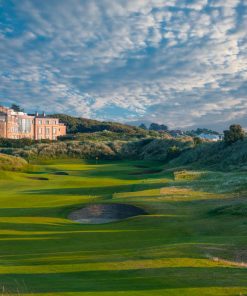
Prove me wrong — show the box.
[174,170,205,181]
[0,159,247,295]
[209,202,247,216]
[0,153,28,171]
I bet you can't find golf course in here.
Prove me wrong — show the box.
[0,158,247,295]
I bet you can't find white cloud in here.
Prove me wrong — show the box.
[0,0,246,129]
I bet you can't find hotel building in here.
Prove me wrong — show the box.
[0,105,66,140]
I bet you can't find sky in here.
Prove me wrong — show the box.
[0,0,247,130]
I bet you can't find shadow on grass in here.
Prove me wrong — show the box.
[1,267,247,293]
[35,160,173,181]
[23,182,169,197]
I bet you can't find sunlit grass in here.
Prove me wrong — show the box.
[0,159,247,295]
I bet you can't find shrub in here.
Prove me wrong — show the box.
[224,124,245,145]
[167,145,182,160]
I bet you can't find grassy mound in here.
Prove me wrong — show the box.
[0,153,28,171]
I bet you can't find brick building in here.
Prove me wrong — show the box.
[0,106,66,140]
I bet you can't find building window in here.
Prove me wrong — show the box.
[52,127,57,134]
[18,118,32,134]
[38,120,42,125]
[38,127,42,134]
[46,120,49,125]
[45,127,50,134]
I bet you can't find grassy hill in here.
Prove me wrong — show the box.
[0,122,246,172]
[50,114,152,135]
[0,159,247,295]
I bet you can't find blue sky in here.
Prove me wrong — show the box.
[0,0,247,130]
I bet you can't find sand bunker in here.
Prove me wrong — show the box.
[68,203,147,224]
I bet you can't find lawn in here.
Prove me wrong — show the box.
[0,159,247,295]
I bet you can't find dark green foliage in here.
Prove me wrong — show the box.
[58,134,76,141]
[223,124,245,145]
[170,137,247,170]
[0,137,52,148]
[0,136,194,162]
[139,123,147,130]
[121,138,193,161]
[209,203,247,216]
[193,136,203,146]
[61,130,158,142]
[149,123,168,131]
[0,138,34,148]
[187,128,220,136]
[166,145,182,160]
[50,114,148,135]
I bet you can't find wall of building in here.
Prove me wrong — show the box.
[0,119,6,138]
[34,117,66,140]
[6,113,34,139]
[0,110,7,138]
[0,106,66,140]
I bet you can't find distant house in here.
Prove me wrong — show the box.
[198,133,222,141]
[169,130,185,137]
[0,105,66,140]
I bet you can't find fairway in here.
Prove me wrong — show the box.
[0,159,247,295]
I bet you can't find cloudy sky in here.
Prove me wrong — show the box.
[0,0,247,130]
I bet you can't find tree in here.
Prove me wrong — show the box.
[193,136,203,146]
[167,145,181,160]
[149,123,168,131]
[160,124,168,131]
[223,124,245,145]
[11,104,24,112]
[139,123,147,130]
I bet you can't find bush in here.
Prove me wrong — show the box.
[0,138,54,148]
[167,146,182,160]
[0,138,34,148]
[224,124,245,145]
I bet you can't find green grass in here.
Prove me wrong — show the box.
[0,159,247,295]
